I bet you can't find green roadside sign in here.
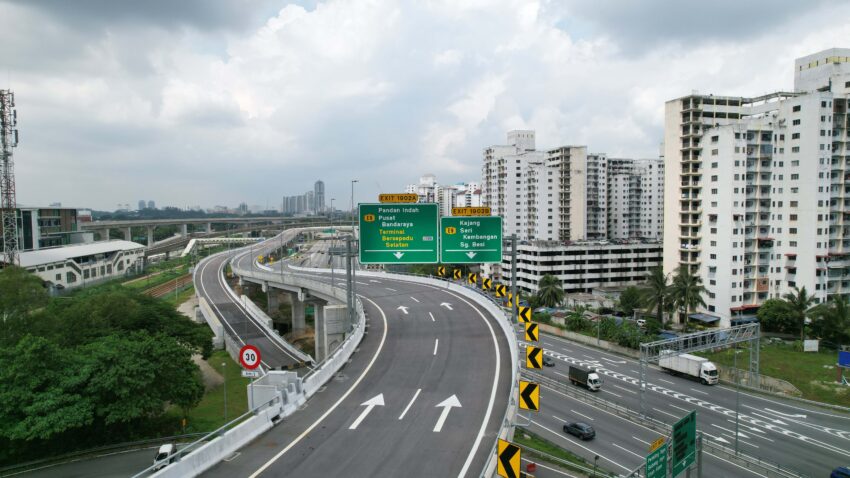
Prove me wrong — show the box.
[439,216,502,263]
[671,411,697,477]
[645,444,668,478]
[359,203,438,264]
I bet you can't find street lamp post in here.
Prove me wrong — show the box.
[222,362,228,423]
[593,455,599,477]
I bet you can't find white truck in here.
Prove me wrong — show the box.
[659,351,719,385]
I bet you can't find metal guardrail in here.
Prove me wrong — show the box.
[521,370,808,478]
[515,432,617,477]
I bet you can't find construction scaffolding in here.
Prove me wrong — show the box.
[0,89,19,266]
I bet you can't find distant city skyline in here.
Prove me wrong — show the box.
[4,1,850,210]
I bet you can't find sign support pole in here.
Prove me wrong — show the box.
[346,236,353,332]
[510,234,517,325]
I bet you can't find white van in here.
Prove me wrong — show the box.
[153,443,176,471]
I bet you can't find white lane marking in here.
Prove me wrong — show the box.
[529,419,631,472]
[570,410,595,422]
[552,415,565,422]
[410,296,420,303]
[602,390,623,399]
[612,384,637,395]
[712,424,750,439]
[385,287,397,292]
[721,433,759,449]
[690,387,710,396]
[581,354,596,360]
[602,357,627,365]
[433,339,439,356]
[612,442,644,459]
[248,295,388,478]
[632,436,651,446]
[369,279,381,283]
[356,281,370,286]
[554,371,571,381]
[658,378,675,385]
[669,404,691,413]
[703,431,731,444]
[653,407,681,419]
[429,312,436,322]
[764,408,807,419]
[398,389,422,420]
[441,289,501,478]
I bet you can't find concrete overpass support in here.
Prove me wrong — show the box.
[124,227,132,241]
[180,224,188,236]
[317,304,347,362]
[146,226,155,247]
[206,222,212,233]
[290,292,306,332]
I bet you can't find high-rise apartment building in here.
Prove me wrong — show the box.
[405,175,481,216]
[663,48,850,327]
[481,131,663,242]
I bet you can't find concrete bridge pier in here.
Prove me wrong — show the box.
[290,292,306,332]
[206,222,213,233]
[180,224,188,236]
[124,227,132,241]
[317,304,347,362]
[146,226,155,246]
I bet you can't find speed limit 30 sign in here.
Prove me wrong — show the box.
[239,344,261,370]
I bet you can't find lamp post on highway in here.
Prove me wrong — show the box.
[350,179,358,231]
[222,362,228,423]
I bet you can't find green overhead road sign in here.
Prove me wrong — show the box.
[359,203,439,264]
[672,411,697,477]
[440,216,502,263]
[645,443,668,478]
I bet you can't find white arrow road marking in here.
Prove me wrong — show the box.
[398,389,421,420]
[393,252,404,259]
[410,296,420,303]
[349,394,385,430]
[601,357,627,365]
[440,302,453,310]
[397,306,409,315]
[703,432,731,444]
[433,395,462,432]
[748,411,788,426]
[433,339,439,356]
[712,423,750,439]
[428,312,435,322]
[466,251,477,259]
[764,408,807,419]
[385,287,397,291]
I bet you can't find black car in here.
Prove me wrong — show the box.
[563,422,595,440]
[542,355,555,367]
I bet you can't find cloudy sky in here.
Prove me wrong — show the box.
[2,0,849,211]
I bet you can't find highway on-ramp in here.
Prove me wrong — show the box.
[200,239,514,477]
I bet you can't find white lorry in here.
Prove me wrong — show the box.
[659,351,719,385]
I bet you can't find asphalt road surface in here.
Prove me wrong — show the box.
[523,330,850,477]
[199,241,513,477]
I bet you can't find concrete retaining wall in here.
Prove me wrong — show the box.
[197,297,224,349]
[239,294,314,364]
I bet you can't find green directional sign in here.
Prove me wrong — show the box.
[439,216,502,263]
[672,411,696,477]
[646,443,668,478]
[359,203,438,264]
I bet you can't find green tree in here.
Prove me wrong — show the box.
[617,286,642,318]
[756,298,796,334]
[810,295,850,346]
[669,266,707,330]
[566,307,589,331]
[641,267,672,327]
[535,274,564,308]
[0,266,48,317]
[783,286,816,342]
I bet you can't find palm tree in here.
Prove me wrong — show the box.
[642,267,671,327]
[811,295,850,345]
[536,274,564,308]
[783,286,816,343]
[669,266,707,330]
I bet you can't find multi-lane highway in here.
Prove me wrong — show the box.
[523,330,850,477]
[198,235,513,477]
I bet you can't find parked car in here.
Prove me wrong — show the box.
[542,355,555,367]
[153,444,177,471]
[831,466,850,478]
[636,318,646,328]
[563,422,596,440]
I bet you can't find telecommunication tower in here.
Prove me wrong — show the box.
[0,89,19,266]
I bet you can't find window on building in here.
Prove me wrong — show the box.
[792,132,800,139]
[792,105,801,112]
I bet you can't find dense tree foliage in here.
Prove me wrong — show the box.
[669,266,707,330]
[756,298,797,334]
[617,286,643,317]
[783,286,817,342]
[0,268,211,465]
[810,295,850,346]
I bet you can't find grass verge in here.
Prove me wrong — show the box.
[514,428,616,476]
[699,342,850,407]
[166,350,251,434]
